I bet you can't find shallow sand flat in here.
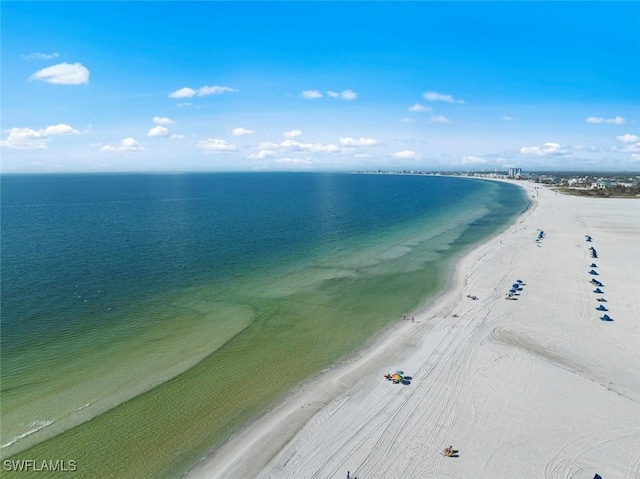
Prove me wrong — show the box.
[188,182,640,479]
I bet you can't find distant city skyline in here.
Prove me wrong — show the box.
[1,2,639,173]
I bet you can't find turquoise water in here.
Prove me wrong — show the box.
[1,173,527,477]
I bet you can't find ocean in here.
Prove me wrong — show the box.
[0,172,528,478]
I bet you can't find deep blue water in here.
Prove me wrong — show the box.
[1,173,504,352]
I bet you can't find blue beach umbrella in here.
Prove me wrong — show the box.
[509,289,517,294]
[512,283,520,289]
[516,279,523,283]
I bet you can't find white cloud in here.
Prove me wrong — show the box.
[585,116,625,124]
[247,150,277,159]
[148,125,169,137]
[197,85,238,96]
[284,129,302,138]
[169,87,197,98]
[423,91,464,104]
[392,150,419,159]
[1,123,82,149]
[612,142,640,153]
[29,62,90,85]
[169,134,185,140]
[340,89,357,100]
[430,115,452,124]
[43,124,82,135]
[101,137,145,152]
[502,116,514,121]
[274,157,313,165]
[259,141,281,149]
[462,155,488,164]
[301,90,323,99]
[196,138,237,153]
[616,133,639,143]
[23,52,60,60]
[519,142,569,156]
[153,116,174,125]
[409,103,431,112]
[631,153,640,162]
[354,153,371,159]
[326,89,358,100]
[169,85,238,98]
[280,139,339,153]
[339,137,378,146]
[231,127,255,136]
[401,118,412,123]
[306,89,356,100]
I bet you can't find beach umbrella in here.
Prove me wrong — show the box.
[593,288,603,293]
[589,270,598,275]
[509,289,517,294]
[512,283,520,289]
[395,370,405,375]
[590,263,597,267]
[596,305,607,311]
[392,374,402,382]
[516,279,523,283]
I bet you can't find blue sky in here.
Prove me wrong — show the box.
[1,1,639,173]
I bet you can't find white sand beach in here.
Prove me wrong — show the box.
[188,181,640,479]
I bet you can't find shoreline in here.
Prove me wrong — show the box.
[187,180,640,478]
[185,179,536,479]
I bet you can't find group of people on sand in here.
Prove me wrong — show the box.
[383,373,402,384]
[466,294,478,300]
[442,445,458,457]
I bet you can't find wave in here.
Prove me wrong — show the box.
[1,420,54,449]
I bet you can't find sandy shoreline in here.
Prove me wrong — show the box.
[187,181,640,479]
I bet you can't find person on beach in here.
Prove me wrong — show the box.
[346,471,350,479]
[442,445,456,457]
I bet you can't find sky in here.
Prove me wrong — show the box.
[1,1,639,173]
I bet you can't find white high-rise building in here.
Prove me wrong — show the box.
[508,167,522,178]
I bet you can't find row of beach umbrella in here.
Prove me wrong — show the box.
[507,279,524,296]
[587,236,611,321]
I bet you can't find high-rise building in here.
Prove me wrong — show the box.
[508,167,522,178]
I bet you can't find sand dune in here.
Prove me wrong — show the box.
[188,181,640,479]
